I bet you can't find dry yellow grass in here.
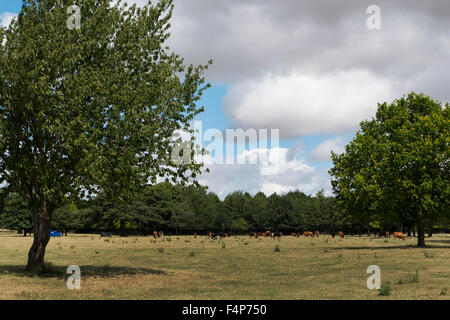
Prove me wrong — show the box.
[0,231,449,299]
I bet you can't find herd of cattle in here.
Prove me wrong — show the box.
[151,230,407,240]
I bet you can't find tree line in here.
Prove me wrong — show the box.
[1,184,448,236]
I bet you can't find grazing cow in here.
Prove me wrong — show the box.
[291,233,297,237]
[153,231,158,239]
[338,231,344,239]
[303,231,314,238]
[271,232,282,239]
[219,232,229,239]
[315,231,320,238]
[393,232,406,240]
[209,232,218,239]
[379,231,390,238]
[249,232,258,239]
[158,231,164,237]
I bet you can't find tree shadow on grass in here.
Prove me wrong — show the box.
[328,244,450,250]
[424,239,450,244]
[0,264,166,279]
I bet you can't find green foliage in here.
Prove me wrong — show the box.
[0,0,211,271]
[330,92,450,246]
[378,282,392,296]
[0,193,32,231]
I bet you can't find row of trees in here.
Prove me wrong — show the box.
[2,184,449,236]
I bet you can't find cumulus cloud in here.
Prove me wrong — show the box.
[309,137,347,162]
[223,69,395,138]
[197,146,330,198]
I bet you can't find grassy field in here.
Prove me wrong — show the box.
[0,231,449,300]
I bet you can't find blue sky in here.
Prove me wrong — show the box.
[2,0,449,198]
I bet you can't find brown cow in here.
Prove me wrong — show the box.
[271,232,282,239]
[338,231,344,239]
[153,231,158,239]
[393,232,406,240]
[303,231,314,237]
[249,232,258,239]
[379,231,390,238]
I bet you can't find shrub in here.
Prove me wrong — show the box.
[158,248,164,253]
[424,251,434,258]
[378,282,392,296]
[244,242,249,245]
[222,243,226,249]
[396,278,404,285]
[440,287,448,296]
[189,251,195,257]
[274,245,280,252]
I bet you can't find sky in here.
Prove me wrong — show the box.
[1,0,450,199]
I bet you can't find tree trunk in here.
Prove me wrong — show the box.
[416,214,425,247]
[25,200,52,274]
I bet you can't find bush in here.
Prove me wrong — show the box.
[440,287,448,296]
[274,245,280,252]
[424,251,434,258]
[378,282,392,296]
[188,251,195,257]
[158,248,164,253]
[222,243,226,249]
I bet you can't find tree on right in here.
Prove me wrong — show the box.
[329,92,449,247]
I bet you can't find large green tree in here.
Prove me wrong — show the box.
[330,92,449,246]
[0,0,210,273]
[0,193,33,234]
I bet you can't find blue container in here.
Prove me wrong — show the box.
[50,230,62,237]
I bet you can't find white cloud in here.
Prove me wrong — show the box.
[197,146,330,198]
[223,69,395,138]
[309,136,346,162]
[0,12,17,27]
